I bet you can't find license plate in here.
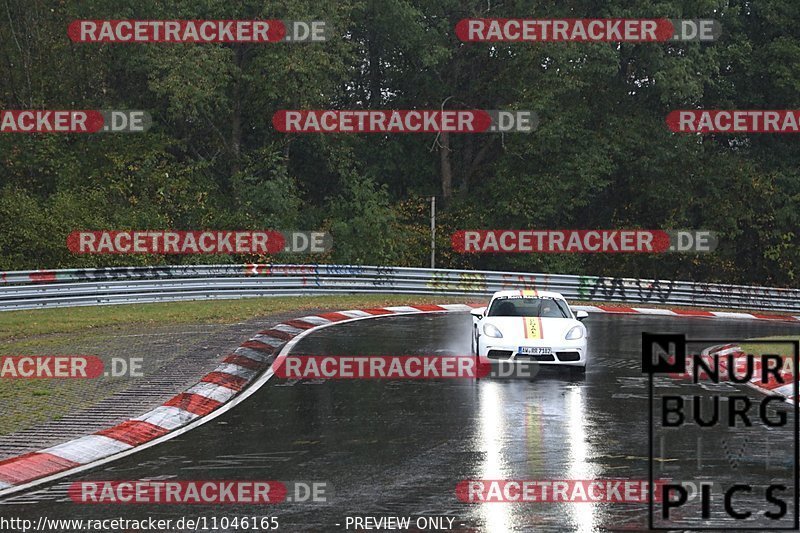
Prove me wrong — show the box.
[518,346,551,355]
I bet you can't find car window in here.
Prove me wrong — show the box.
[553,299,573,318]
[487,298,569,318]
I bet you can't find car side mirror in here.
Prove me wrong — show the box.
[575,310,589,321]
[470,307,486,319]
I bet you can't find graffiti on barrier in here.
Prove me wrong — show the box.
[578,276,676,303]
[500,274,545,290]
[692,282,797,310]
[2,266,240,284]
[322,265,369,276]
[245,264,316,276]
[373,266,397,286]
[72,266,182,281]
[244,264,395,288]
[426,272,487,292]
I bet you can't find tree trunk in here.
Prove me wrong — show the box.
[367,31,381,105]
[230,46,243,177]
[440,131,453,203]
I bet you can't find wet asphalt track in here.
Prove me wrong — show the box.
[3,312,800,532]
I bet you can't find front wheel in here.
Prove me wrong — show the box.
[472,328,483,379]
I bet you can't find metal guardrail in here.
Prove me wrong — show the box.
[0,264,800,313]
[0,264,799,313]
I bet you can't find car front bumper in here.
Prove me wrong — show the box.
[478,337,587,366]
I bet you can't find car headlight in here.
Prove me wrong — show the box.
[565,325,584,340]
[483,323,503,338]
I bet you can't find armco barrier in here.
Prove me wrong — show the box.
[1,264,799,313]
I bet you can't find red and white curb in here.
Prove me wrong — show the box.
[670,343,798,405]
[573,304,800,323]
[587,302,800,404]
[1,301,797,497]
[0,303,481,497]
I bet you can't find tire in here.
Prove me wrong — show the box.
[473,328,482,379]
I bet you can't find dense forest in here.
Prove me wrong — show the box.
[1,1,798,287]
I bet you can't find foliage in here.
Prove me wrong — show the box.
[1,0,799,286]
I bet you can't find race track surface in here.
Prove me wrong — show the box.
[3,312,799,532]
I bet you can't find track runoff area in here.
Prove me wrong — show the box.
[1,300,799,531]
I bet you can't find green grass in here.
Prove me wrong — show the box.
[1,296,789,345]
[739,336,800,358]
[0,294,474,345]
[0,294,474,435]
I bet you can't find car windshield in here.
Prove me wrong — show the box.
[487,297,571,318]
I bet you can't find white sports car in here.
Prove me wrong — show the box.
[470,290,589,372]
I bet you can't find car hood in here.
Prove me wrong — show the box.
[481,316,583,341]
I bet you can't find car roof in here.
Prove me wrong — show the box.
[490,289,565,300]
